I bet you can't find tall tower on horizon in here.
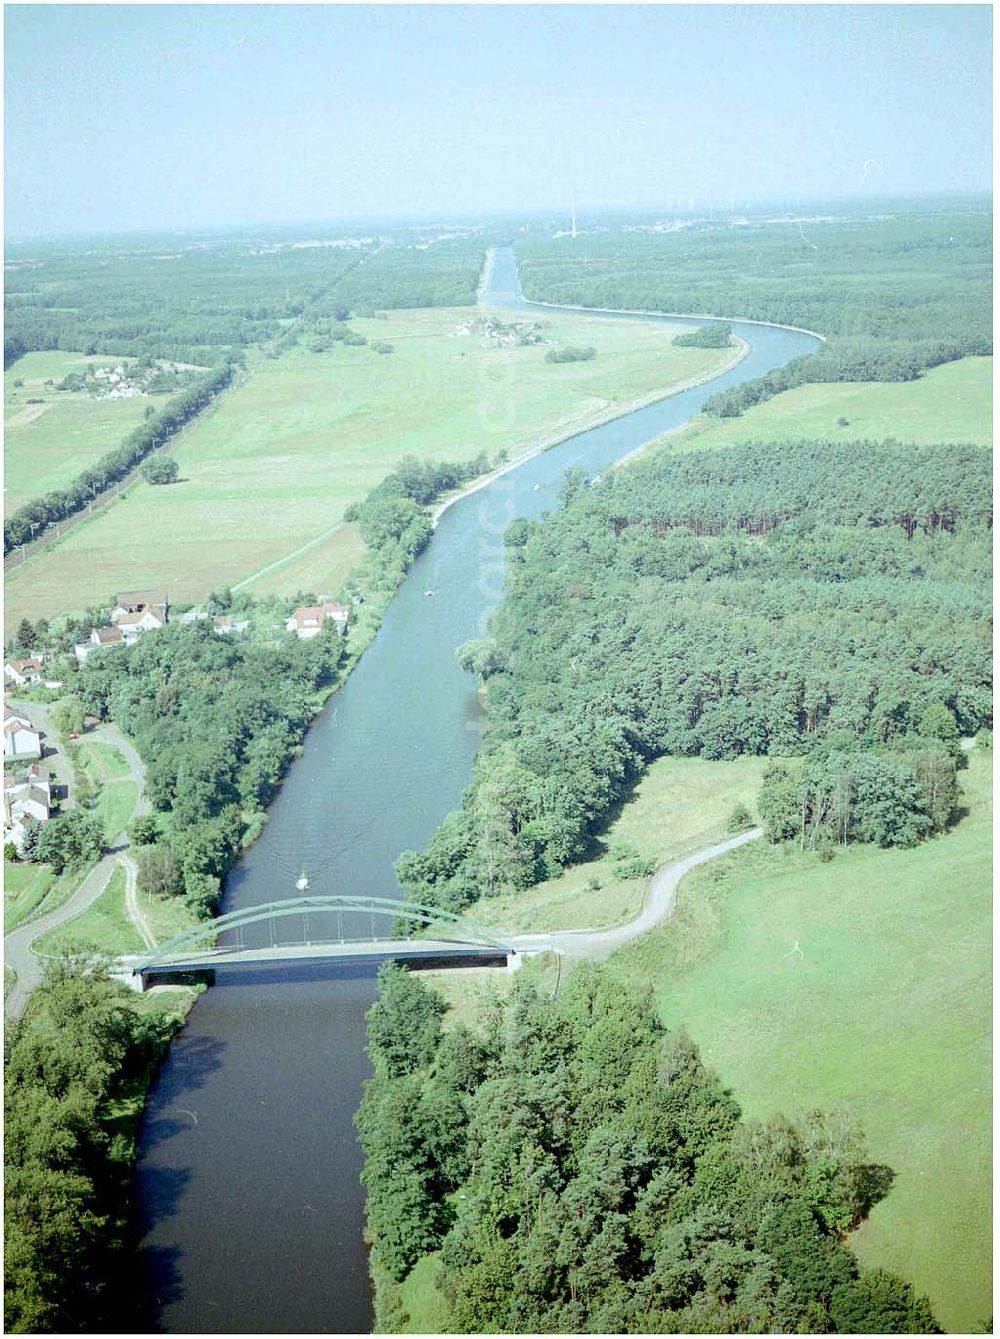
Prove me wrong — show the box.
[571,203,577,238]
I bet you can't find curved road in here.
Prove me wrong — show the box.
[4,707,149,1018]
[511,827,762,961]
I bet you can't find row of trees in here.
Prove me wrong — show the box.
[5,958,179,1332]
[4,363,236,553]
[396,438,990,912]
[357,962,939,1333]
[344,450,495,593]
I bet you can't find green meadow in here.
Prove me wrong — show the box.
[33,867,143,956]
[471,754,767,933]
[667,355,992,454]
[4,351,171,512]
[5,308,729,630]
[606,746,992,1333]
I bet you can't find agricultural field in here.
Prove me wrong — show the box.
[605,745,992,1333]
[470,754,767,933]
[5,307,733,630]
[4,351,173,512]
[666,355,992,455]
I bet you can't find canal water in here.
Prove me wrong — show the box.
[136,249,819,1332]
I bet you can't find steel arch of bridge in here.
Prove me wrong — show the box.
[134,895,514,970]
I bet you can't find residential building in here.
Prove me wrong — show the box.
[4,657,44,687]
[3,711,42,760]
[110,590,169,623]
[3,766,52,852]
[114,606,166,642]
[285,603,349,639]
[74,625,125,662]
[214,615,249,636]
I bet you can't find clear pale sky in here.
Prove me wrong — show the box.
[4,4,993,238]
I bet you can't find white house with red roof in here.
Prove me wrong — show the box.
[110,590,169,622]
[285,603,349,639]
[114,606,166,642]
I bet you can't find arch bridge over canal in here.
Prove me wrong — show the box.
[122,894,529,988]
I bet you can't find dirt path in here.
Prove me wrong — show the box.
[121,852,157,950]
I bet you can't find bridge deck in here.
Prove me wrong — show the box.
[126,937,517,980]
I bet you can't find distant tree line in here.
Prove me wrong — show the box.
[396,438,991,912]
[514,211,991,414]
[357,962,939,1333]
[4,363,236,554]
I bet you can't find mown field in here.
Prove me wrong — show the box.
[4,351,173,512]
[667,355,992,454]
[5,308,730,630]
[602,745,992,1333]
[470,754,767,933]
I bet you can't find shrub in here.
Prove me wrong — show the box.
[545,345,597,364]
[726,803,753,833]
[140,456,179,485]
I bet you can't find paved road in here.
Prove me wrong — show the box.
[515,827,763,962]
[5,855,118,1018]
[4,711,150,1018]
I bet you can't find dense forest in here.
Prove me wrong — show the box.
[5,959,181,1333]
[397,438,991,910]
[514,209,991,412]
[358,962,939,1333]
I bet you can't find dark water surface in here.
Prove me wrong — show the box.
[135,250,820,1332]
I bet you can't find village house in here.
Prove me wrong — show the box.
[114,606,166,642]
[285,603,349,639]
[4,657,44,688]
[74,625,125,662]
[3,765,52,852]
[110,590,170,623]
[214,614,250,636]
[3,710,42,760]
